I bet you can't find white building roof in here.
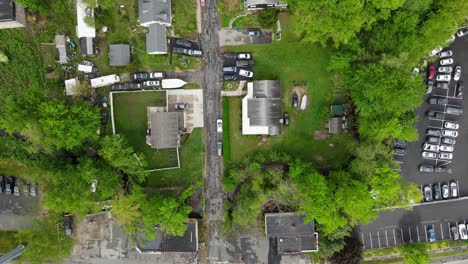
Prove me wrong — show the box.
[76,0,96,38]
[90,74,120,88]
[242,82,269,135]
[65,78,78,96]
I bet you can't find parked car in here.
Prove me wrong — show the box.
[29,184,36,197]
[223,52,238,59]
[427,64,435,80]
[428,225,436,242]
[223,66,237,72]
[394,148,406,155]
[429,97,448,105]
[239,69,254,78]
[91,180,97,193]
[283,113,289,126]
[438,66,453,73]
[436,82,449,89]
[419,165,434,172]
[446,106,463,115]
[422,151,437,159]
[111,83,143,91]
[393,140,408,149]
[452,225,460,240]
[427,136,441,144]
[5,177,11,194]
[424,185,432,202]
[292,94,299,108]
[446,35,456,43]
[235,60,255,67]
[0,176,4,193]
[21,180,28,196]
[237,53,252,60]
[439,152,453,160]
[426,129,442,137]
[13,180,19,196]
[433,185,442,200]
[217,141,223,156]
[427,110,445,119]
[130,72,149,82]
[457,28,468,37]
[149,72,165,79]
[200,0,206,7]
[175,39,192,48]
[172,47,203,56]
[429,47,442,57]
[456,80,464,99]
[223,74,238,81]
[143,80,160,87]
[443,129,458,138]
[216,119,223,133]
[450,181,458,198]
[64,215,73,236]
[423,143,439,152]
[442,183,449,199]
[454,66,462,81]
[444,121,459,129]
[440,58,454,65]
[459,224,468,240]
[435,166,452,173]
[437,74,452,82]
[428,80,434,93]
[442,137,456,145]
[440,145,454,152]
[439,50,453,58]
[175,103,189,110]
[248,30,261,37]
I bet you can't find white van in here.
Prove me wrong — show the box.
[78,64,95,73]
[90,74,120,88]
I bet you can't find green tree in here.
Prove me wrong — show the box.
[400,243,430,264]
[16,215,74,264]
[330,236,363,264]
[256,9,278,28]
[14,0,45,11]
[112,187,146,235]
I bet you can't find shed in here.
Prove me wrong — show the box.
[109,44,131,66]
[147,23,167,54]
[150,112,180,149]
[0,0,26,29]
[65,78,79,96]
[55,35,68,64]
[329,117,346,134]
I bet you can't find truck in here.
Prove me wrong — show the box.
[161,78,187,89]
[90,74,120,88]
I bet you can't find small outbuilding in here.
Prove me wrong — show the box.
[65,78,79,96]
[55,35,68,64]
[329,117,346,134]
[109,44,131,66]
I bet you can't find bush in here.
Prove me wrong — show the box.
[256,9,278,28]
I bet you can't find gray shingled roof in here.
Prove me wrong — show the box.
[329,117,344,134]
[147,23,167,54]
[247,80,282,135]
[136,222,198,253]
[139,0,172,25]
[55,35,68,64]
[80,37,95,56]
[150,112,179,149]
[244,0,284,7]
[109,44,130,66]
[0,0,14,21]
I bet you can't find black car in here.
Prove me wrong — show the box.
[292,94,298,108]
[223,74,237,81]
[223,52,238,59]
[392,140,407,149]
[64,215,73,236]
[427,110,445,120]
[433,184,442,200]
[174,38,192,48]
[436,82,449,89]
[130,72,149,82]
[456,80,464,99]
[429,97,448,105]
[0,176,5,193]
[283,113,289,126]
[236,60,255,67]
[111,83,143,91]
[393,148,406,155]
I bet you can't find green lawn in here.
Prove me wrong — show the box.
[222,13,355,168]
[112,91,178,169]
[232,14,260,29]
[172,0,197,39]
[0,231,18,254]
[146,128,204,189]
[217,0,244,28]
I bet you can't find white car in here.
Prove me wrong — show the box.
[451,181,458,197]
[439,152,453,160]
[216,119,223,133]
[422,151,437,159]
[438,50,453,58]
[446,35,456,43]
[443,129,458,137]
[143,80,160,87]
[439,145,454,152]
[440,58,454,65]
[444,121,459,129]
[454,66,462,81]
[457,28,468,37]
[459,224,468,240]
[429,47,442,57]
[437,74,451,82]
[423,143,439,152]
[239,69,254,78]
[438,66,453,73]
[91,180,97,193]
[237,53,251,60]
[149,72,165,79]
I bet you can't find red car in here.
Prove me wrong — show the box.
[200,0,205,7]
[427,64,435,80]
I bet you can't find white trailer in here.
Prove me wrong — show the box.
[90,74,120,88]
[161,78,187,89]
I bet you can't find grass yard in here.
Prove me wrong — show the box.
[217,0,244,28]
[172,0,198,39]
[0,231,18,254]
[222,13,355,168]
[112,91,178,169]
[146,128,204,189]
[232,14,260,29]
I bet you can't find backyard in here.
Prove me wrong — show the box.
[222,13,356,168]
[112,91,176,169]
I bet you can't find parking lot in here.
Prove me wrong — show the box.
[359,33,468,249]
[219,28,272,47]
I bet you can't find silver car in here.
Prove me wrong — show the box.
[437,74,451,82]
[438,50,453,58]
[422,151,437,159]
[438,66,453,73]
[454,66,462,81]
[217,141,223,156]
[439,152,453,160]
[440,58,454,65]
[443,129,458,137]
[440,145,454,152]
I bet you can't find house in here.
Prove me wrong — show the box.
[149,111,184,149]
[76,0,96,56]
[136,221,198,254]
[109,44,131,66]
[138,0,171,54]
[265,212,318,255]
[55,35,68,64]
[242,80,282,136]
[65,78,79,96]
[244,0,287,10]
[0,0,26,29]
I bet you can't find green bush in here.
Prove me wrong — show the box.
[256,9,278,28]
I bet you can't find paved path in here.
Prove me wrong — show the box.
[228,12,247,28]
[221,80,247,97]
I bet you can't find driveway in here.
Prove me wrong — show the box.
[167,89,204,131]
[0,193,39,230]
[219,29,273,46]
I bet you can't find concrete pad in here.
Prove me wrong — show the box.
[219,29,273,46]
[167,89,204,132]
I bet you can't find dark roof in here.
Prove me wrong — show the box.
[331,104,344,116]
[139,0,172,25]
[80,37,95,56]
[137,222,198,253]
[150,112,179,149]
[109,44,131,66]
[252,80,281,98]
[146,23,167,54]
[0,0,14,21]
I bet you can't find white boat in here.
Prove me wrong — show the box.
[300,94,307,110]
[161,78,187,89]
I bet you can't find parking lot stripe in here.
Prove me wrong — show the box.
[393,229,397,245]
[448,223,452,239]
[424,225,428,242]
[457,180,460,197]
[409,227,412,242]
[369,232,373,248]
[401,228,404,243]
[361,233,365,249]
[385,230,389,247]
[377,231,381,248]
[440,223,444,240]
[417,226,420,242]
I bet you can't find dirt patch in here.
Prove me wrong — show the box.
[292,85,309,109]
[314,130,329,140]
[221,0,240,12]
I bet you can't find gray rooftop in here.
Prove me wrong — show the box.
[146,23,168,54]
[139,0,172,25]
[247,80,282,135]
[244,0,286,7]
[109,44,131,66]
[0,0,14,21]
[55,35,68,64]
[329,117,344,134]
[80,37,95,56]
[150,112,179,149]
[137,222,198,253]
